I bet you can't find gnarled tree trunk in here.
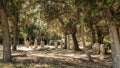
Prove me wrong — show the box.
[96,26,103,44]
[116,24,120,43]
[0,1,11,62]
[70,26,80,51]
[71,32,79,51]
[110,24,120,68]
[81,22,93,61]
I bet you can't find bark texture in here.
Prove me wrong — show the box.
[110,24,120,68]
[0,1,11,62]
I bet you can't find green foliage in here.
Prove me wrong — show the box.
[1,0,120,45]
[81,14,88,23]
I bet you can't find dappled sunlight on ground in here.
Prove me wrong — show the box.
[17,47,33,51]
[0,45,112,68]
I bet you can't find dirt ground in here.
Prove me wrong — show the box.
[0,45,112,68]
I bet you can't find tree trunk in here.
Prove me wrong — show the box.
[0,1,11,62]
[89,22,96,44]
[110,24,120,68]
[116,25,120,43]
[118,27,120,44]
[12,19,18,51]
[81,22,93,61]
[71,33,80,51]
[96,26,103,44]
[63,33,67,49]
[91,28,96,44]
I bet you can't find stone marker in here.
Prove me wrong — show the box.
[92,43,100,54]
[41,41,45,48]
[60,40,63,48]
[70,43,74,50]
[54,41,58,48]
[100,44,105,55]
[33,39,38,49]
[24,39,29,48]
[26,40,29,48]
[67,35,70,49]
[100,44,105,59]
[24,39,26,47]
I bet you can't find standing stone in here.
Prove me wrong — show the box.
[60,40,63,48]
[24,39,29,48]
[41,41,45,48]
[24,39,26,47]
[26,40,29,48]
[92,43,100,54]
[100,44,105,59]
[61,35,65,48]
[33,39,38,49]
[67,35,70,49]
[54,41,58,48]
[70,42,74,50]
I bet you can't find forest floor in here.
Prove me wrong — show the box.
[0,45,112,68]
